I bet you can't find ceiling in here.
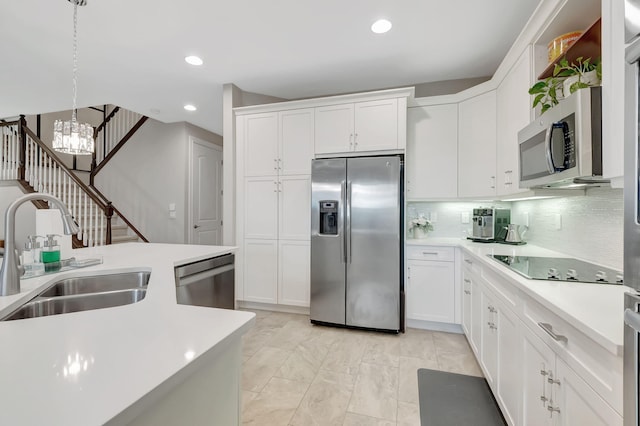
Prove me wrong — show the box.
[1,0,541,135]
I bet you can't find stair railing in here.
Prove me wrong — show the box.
[18,117,113,247]
[0,121,20,180]
[91,107,148,185]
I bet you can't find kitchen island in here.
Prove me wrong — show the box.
[0,243,254,425]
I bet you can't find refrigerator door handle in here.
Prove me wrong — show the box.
[340,180,346,264]
[346,180,352,264]
[625,308,640,332]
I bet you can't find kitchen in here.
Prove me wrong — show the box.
[0,0,636,425]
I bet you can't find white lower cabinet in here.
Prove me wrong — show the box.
[462,251,621,426]
[520,324,622,425]
[243,239,310,307]
[277,240,310,307]
[406,246,456,325]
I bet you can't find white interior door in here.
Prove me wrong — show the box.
[190,137,223,244]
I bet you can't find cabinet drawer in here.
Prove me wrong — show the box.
[481,266,520,311]
[523,297,623,415]
[461,251,481,275]
[406,246,454,262]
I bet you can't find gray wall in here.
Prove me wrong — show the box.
[95,119,221,243]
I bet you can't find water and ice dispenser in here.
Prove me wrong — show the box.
[319,201,338,235]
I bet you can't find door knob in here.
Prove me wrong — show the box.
[193,225,200,229]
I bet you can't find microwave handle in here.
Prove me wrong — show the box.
[544,124,556,174]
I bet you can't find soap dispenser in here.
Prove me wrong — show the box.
[22,235,44,275]
[41,234,61,272]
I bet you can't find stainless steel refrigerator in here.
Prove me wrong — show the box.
[625,2,640,424]
[310,155,403,333]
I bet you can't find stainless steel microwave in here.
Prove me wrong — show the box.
[517,87,604,188]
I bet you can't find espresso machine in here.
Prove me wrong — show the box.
[469,208,510,242]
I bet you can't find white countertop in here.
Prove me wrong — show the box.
[0,243,255,425]
[406,237,627,356]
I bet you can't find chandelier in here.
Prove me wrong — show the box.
[53,0,94,155]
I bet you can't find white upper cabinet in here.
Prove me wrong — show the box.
[315,98,405,154]
[353,99,399,151]
[496,46,532,196]
[279,109,314,175]
[244,113,279,177]
[458,91,497,198]
[406,104,458,199]
[314,104,355,155]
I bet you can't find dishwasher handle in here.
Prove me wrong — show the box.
[176,264,234,288]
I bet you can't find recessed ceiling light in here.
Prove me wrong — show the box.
[184,104,197,111]
[184,55,203,66]
[371,19,392,34]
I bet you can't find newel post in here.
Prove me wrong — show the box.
[105,201,114,245]
[18,115,26,181]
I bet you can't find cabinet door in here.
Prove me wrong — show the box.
[406,260,455,323]
[406,104,458,199]
[470,278,482,355]
[278,175,311,240]
[458,91,497,198]
[314,104,354,154]
[481,289,498,388]
[554,358,622,426]
[462,274,472,335]
[278,240,310,307]
[496,304,521,426]
[496,46,531,196]
[244,177,278,239]
[243,113,279,177]
[354,98,398,151]
[243,239,278,304]
[521,325,555,426]
[279,109,314,175]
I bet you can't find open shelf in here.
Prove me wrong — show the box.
[537,18,601,80]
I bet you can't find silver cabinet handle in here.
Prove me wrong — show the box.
[193,225,200,229]
[421,251,439,255]
[490,175,496,189]
[547,403,560,417]
[547,377,561,386]
[273,158,278,170]
[487,322,497,330]
[487,306,497,313]
[464,290,471,295]
[463,278,471,284]
[464,259,472,264]
[538,322,568,343]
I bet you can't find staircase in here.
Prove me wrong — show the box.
[0,110,148,247]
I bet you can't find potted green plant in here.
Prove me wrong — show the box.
[528,56,601,114]
[554,56,601,96]
[528,75,563,114]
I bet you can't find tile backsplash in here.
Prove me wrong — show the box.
[407,187,623,270]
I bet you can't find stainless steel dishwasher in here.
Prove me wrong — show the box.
[175,253,235,309]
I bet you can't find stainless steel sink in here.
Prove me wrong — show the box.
[0,271,151,321]
[3,289,147,321]
[38,271,150,297]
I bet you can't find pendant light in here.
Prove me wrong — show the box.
[53,0,94,155]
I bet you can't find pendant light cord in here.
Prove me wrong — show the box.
[71,1,79,123]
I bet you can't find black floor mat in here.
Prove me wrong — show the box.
[417,368,506,426]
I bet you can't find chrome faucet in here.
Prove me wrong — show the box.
[0,193,79,296]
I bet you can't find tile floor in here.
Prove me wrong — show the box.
[240,309,483,426]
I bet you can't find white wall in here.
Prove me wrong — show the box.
[0,183,37,247]
[95,118,222,243]
[408,187,623,270]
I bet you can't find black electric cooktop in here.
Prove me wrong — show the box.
[489,255,623,285]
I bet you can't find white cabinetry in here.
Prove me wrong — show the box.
[458,91,497,198]
[521,323,622,425]
[406,104,458,199]
[496,46,532,196]
[406,246,456,326]
[461,249,623,426]
[315,98,406,154]
[237,110,312,308]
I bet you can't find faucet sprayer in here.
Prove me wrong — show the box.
[0,194,79,296]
